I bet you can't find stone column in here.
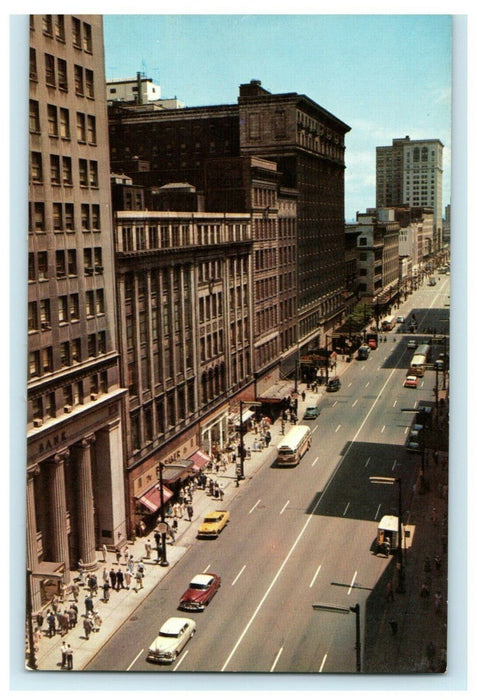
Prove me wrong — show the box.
[26,465,42,611]
[45,450,70,581]
[72,435,97,570]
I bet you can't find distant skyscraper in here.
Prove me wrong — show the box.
[376,136,443,249]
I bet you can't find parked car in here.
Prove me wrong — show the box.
[326,377,341,392]
[147,617,196,664]
[404,375,419,388]
[303,406,321,419]
[197,510,230,538]
[397,315,405,323]
[178,573,221,611]
[407,339,417,349]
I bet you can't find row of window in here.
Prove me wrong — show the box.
[28,288,105,332]
[31,371,108,426]
[30,153,99,188]
[29,332,107,379]
[33,15,93,54]
[30,47,95,99]
[29,202,101,234]
[30,100,96,144]
[28,248,103,281]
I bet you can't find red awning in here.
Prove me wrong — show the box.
[137,483,174,513]
[189,449,212,471]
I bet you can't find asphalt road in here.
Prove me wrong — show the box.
[87,276,450,674]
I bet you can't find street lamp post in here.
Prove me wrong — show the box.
[238,401,260,482]
[155,462,169,567]
[312,603,361,672]
[369,476,405,593]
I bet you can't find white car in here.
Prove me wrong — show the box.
[147,617,196,664]
[407,339,417,349]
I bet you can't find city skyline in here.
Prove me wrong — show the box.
[103,12,452,221]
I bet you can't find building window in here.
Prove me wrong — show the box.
[29,100,40,132]
[81,204,90,231]
[82,22,92,52]
[71,338,81,363]
[30,152,43,183]
[42,347,53,373]
[65,203,75,231]
[72,17,81,47]
[60,341,70,366]
[96,288,104,314]
[29,351,40,379]
[56,250,66,277]
[74,65,84,95]
[40,299,51,329]
[91,204,100,230]
[89,161,98,187]
[42,14,53,35]
[37,252,48,280]
[59,107,70,138]
[70,294,79,320]
[85,290,94,316]
[87,115,96,144]
[33,202,45,232]
[67,250,77,276]
[79,159,88,186]
[58,295,68,323]
[28,302,38,332]
[52,202,63,231]
[47,104,58,136]
[50,154,60,184]
[87,334,96,357]
[85,69,94,98]
[63,155,73,186]
[54,15,65,41]
[29,48,37,80]
[57,58,68,91]
[76,112,86,141]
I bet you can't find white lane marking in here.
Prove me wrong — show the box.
[231,565,246,586]
[365,457,370,468]
[352,399,358,407]
[414,400,418,408]
[249,499,261,514]
[365,381,370,387]
[270,647,283,672]
[381,425,386,433]
[127,649,143,671]
[348,382,352,387]
[309,564,322,588]
[392,460,397,471]
[222,361,402,671]
[332,401,338,407]
[404,427,409,434]
[312,455,319,466]
[343,502,350,516]
[312,424,319,433]
[347,571,358,596]
[173,650,188,671]
[280,500,289,515]
[393,400,397,407]
[203,563,211,572]
[335,424,341,432]
[374,503,381,520]
[319,653,328,672]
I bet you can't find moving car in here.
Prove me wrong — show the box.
[357,344,371,360]
[404,375,419,388]
[197,510,230,538]
[326,377,341,392]
[407,339,417,349]
[303,406,321,419]
[147,617,196,664]
[178,573,221,611]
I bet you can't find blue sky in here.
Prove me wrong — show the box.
[103,12,453,221]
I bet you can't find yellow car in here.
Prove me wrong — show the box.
[197,510,230,538]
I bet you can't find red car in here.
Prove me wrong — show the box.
[178,573,221,611]
[404,375,419,388]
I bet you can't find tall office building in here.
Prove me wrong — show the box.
[108,79,350,356]
[376,136,444,250]
[27,15,126,611]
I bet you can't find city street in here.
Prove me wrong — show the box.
[86,277,449,673]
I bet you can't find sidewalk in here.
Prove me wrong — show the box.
[31,377,337,672]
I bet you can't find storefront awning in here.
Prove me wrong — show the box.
[258,382,294,403]
[137,483,174,513]
[161,460,195,484]
[189,449,212,471]
[235,409,255,425]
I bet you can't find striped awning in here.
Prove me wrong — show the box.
[189,449,212,470]
[137,483,174,513]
